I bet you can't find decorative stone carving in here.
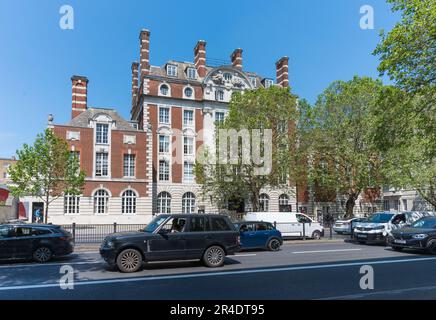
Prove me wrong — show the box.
[232,76,244,88]
[123,135,136,145]
[212,71,225,85]
[66,131,80,141]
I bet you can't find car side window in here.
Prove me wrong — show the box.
[239,224,254,232]
[256,223,268,231]
[32,228,52,236]
[10,227,32,237]
[0,226,11,238]
[187,217,210,232]
[211,217,231,231]
[296,214,311,224]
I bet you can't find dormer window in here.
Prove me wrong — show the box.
[224,73,232,81]
[264,79,274,88]
[187,67,197,79]
[250,77,257,87]
[166,64,177,77]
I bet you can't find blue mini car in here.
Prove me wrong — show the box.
[234,221,283,251]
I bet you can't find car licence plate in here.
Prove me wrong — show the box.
[394,239,406,244]
[357,234,367,238]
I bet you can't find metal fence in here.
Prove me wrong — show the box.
[61,223,147,244]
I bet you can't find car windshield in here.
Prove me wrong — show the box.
[411,218,436,229]
[367,213,394,223]
[142,216,169,233]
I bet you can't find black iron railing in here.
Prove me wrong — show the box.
[61,223,147,244]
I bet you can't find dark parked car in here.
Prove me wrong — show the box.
[0,223,74,262]
[388,217,436,254]
[100,214,240,273]
[234,221,283,251]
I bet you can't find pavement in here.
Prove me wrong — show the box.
[1,238,436,300]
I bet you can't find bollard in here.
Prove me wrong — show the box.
[114,222,117,233]
[274,221,277,229]
[329,222,333,239]
[72,223,76,243]
[303,222,306,240]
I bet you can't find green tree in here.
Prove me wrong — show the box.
[372,0,435,208]
[372,86,436,208]
[196,86,298,213]
[374,0,436,94]
[8,129,85,223]
[303,77,384,218]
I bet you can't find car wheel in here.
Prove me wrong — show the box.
[267,238,281,251]
[33,247,53,263]
[427,240,436,255]
[312,231,322,240]
[203,246,225,268]
[116,249,143,273]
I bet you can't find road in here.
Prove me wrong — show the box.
[1,240,435,300]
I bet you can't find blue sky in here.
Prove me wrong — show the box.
[0,0,399,158]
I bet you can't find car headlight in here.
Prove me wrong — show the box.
[105,240,115,248]
[412,234,428,239]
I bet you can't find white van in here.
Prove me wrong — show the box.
[244,212,324,239]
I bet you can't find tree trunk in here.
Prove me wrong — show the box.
[344,194,357,219]
[44,194,49,224]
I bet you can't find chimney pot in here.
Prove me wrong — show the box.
[231,48,243,70]
[275,56,289,88]
[194,40,207,77]
[71,75,89,119]
[139,29,151,79]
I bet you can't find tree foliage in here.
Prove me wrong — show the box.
[196,86,298,213]
[301,77,384,218]
[372,0,435,208]
[8,129,85,223]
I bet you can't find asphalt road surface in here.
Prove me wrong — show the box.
[1,241,435,300]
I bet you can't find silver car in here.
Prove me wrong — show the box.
[333,218,366,234]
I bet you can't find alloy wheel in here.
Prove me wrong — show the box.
[119,250,141,272]
[34,247,52,263]
[206,247,224,266]
[269,239,281,251]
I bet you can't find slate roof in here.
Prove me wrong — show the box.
[67,108,137,131]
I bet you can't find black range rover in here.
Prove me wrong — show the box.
[388,216,436,254]
[100,214,240,273]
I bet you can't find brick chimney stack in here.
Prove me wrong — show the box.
[131,61,139,111]
[71,75,89,119]
[275,56,289,88]
[194,40,207,77]
[231,48,243,70]
[139,29,150,79]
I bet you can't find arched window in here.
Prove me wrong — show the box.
[94,189,109,214]
[64,194,80,215]
[157,192,171,214]
[279,194,291,212]
[259,194,269,212]
[122,190,137,214]
[182,192,196,214]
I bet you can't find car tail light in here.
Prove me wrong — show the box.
[59,236,70,241]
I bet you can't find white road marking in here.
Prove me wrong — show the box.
[234,254,257,257]
[1,256,435,291]
[292,249,362,254]
[320,285,436,300]
[0,260,102,269]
